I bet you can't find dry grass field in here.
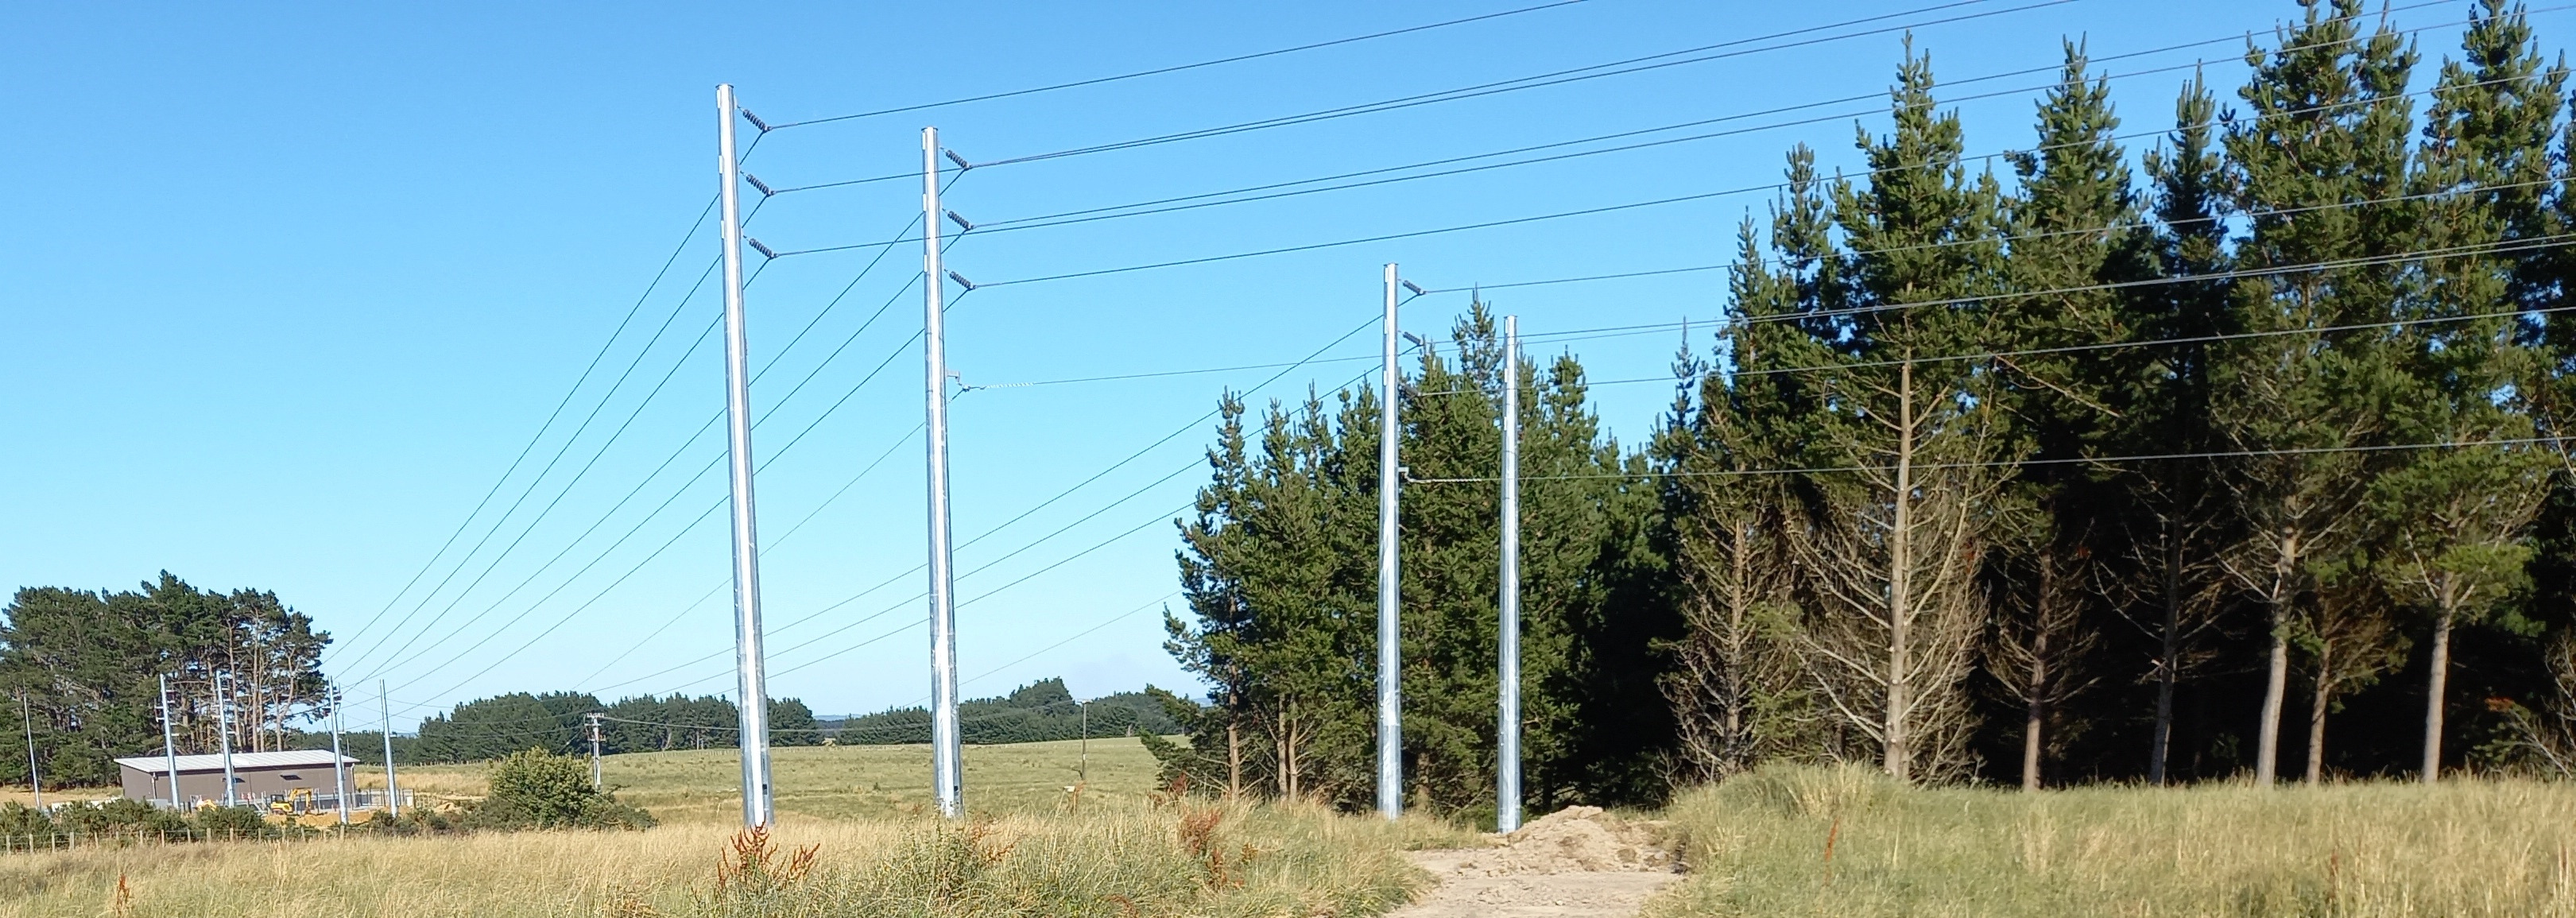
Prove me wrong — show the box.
[1648,765,2576,918]
[371,736,1169,821]
[11,745,2576,916]
[0,739,1471,918]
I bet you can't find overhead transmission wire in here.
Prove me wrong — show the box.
[378,1,2473,711]
[397,228,2569,713]
[967,68,2562,290]
[341,158,785,672]
[330,194,720,662]
[757,0,2074,196]
[385,287,936,699]
[777,240,2576,690]
[373,3,2545,722]
[538,215,971,692]
[339,244,735,680]
[339,242,777,680]
[965,0,2075,168]
[1409,436,2576,485]
[758,0,1591,130]
[391,291,927,699]
[368,239,953,701]
[569,424,926,688]
[583,329,1404,699]
[1416,288,2576,400]
[770,2,2517,257]
[342,196,780,678]
[673,362,1395,694]
[365,180,967,692]
[582,351,1392,699]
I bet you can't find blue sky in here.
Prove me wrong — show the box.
[5,0,2561,730]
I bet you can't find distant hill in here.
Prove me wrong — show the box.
[819,679,1182,746]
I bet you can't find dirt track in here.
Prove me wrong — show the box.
[1388,807,1683,918]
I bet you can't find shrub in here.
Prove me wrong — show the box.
[0,802,51,839]
[190,805,272,839]
[54,798,186,837]
[467,747,653,831]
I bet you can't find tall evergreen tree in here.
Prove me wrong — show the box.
[2129,70,2241,785]
[1784,45,2013,783]
[2217,0,2419,785]
[1988,42,2156,790]
[2379,0,2562,782]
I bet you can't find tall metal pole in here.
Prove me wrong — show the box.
[716,83,777,829]
[1377,262,1404,820]
[330,687,349,824]
[1497,315,1524,833]
[379,680,399,817]
[923,125,965,819]
[588,713,604,790]
[215,674,235,807]
[17,695,37,809]
[158,675,180,809]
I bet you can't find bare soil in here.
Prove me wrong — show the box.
[1390,806,1683,918]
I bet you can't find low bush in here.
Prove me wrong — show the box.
[463,747,654,831]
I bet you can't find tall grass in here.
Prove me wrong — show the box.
[1647,764,2576,917]
[0,800,1466,917]
[684,801,1466,918]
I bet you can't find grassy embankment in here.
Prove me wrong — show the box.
[0,738,1470,918]
[1648,765,2576,918]
[16,744,2576,916]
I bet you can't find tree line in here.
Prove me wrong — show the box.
[319,691,823,765]
[0,575,840,778]
[828,678,1182,745]
[0,574,327,785]
[1156,0,2576,812]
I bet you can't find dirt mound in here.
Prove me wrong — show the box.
[1435,806,1675,877]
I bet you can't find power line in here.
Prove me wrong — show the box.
[719,364,1391,691]
[966,0,2077,169]
[383,320,936,696]
[350,314,727,684]
[960,593,1182,691]
[333,196,720,661]
[761,1,1591,130]
[859,8,2527,248]
[754,0,2068,196]
[570,424,928,688]
[971,68,2564,290]
[1408,436,2575,484]
[362,206,961,687]
[337,253,731,679]
[952,0,2470,231]
[1414,303,2576,400]
[589,353,1385,701]
[741,500,1196,688]
[346,197,786,673]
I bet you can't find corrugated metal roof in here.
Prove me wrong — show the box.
[111,750,356,774]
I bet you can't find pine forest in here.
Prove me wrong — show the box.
[1156,0,2576,812]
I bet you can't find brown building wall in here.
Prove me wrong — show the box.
[118,763,351,808]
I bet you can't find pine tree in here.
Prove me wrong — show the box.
[1784,45,2012,783]
[2378,0,2562,783]
[2128,70,2241,785]
[1661,223,1803,779]
[2217,0,2419,786]
[1988,41,2156,791]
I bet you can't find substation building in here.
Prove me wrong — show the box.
[113,750,359,811]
